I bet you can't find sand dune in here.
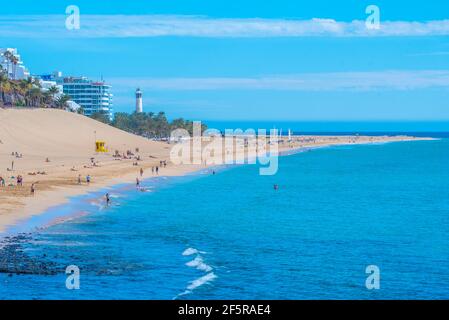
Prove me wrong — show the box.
[0,108,168,168]
[0,109,181,232]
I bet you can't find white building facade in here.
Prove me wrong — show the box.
[0,48,30,80]
[39,79,63,97]
[61,76,113,120]
[39,72,114,119]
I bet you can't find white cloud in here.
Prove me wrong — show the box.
[108,70,449,91]
[2,15,449,38]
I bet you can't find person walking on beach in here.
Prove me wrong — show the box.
[136,177,140,187]
[17,175,23,187]
[30,183,35,195]
[155,166,159,175]
[151,167,154,175]
[0,176,5,187]
[86,175,91,184]
[105,193,110,206]
[78,174,82,185]
[140,168,144,177]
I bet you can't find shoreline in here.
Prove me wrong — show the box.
[0,135,436,239]
[0,162,207,236]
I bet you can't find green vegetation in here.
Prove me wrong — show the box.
[0,65,71,109]
[91,111,207,139]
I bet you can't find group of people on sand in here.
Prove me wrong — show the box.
[2,174,25,187]
[135,163,164,191]
[0,173,36,195]
[113,149,140,160]
[77,174,91,185]
[11,152,23,158]
[87,157,100,167]
[146,160,168,176]
[27,171,47,176]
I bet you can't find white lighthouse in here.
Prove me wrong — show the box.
[135,88,143,113]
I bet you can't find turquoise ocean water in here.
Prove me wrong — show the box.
[1,138,449,299]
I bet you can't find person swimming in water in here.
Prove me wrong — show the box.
[273,184,279,190]
[136,177,140,187]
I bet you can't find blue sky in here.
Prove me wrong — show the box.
[1,0,449,122]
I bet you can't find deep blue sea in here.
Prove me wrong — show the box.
[1,137,449,299]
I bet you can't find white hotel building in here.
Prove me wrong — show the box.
[60,76,113,119]
[0,48,30,80]
[40,72,113,120]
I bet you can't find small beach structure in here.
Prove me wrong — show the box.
[95,141,107,153]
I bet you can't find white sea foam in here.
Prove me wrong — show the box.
[182,247,204,256]
[187,272,217,291]
[90,200,105,211]
[177,247,216,297]
[173,290,191,299]
[186,256,213,272]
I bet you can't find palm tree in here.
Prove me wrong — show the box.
[42,91,52,106]
[18,77,33,94]
[2,51,12,79]
[0,69,7,105]
[26,87,42,107]
[154,111,169,139]
[32,77,41,88]
[56,94,71,109]
[43,86,59,107]
[10,55,18,80]
[47,85,59,98]
[90,112,111,124]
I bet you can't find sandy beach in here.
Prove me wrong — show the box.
[0,108,434,233]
